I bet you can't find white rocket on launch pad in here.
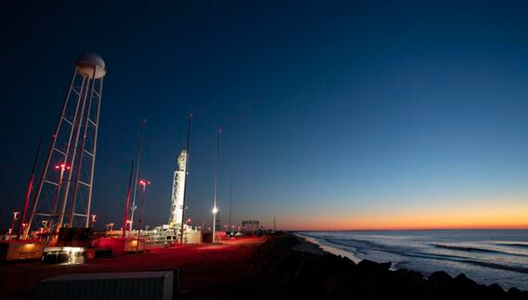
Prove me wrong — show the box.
[169,148,188,228]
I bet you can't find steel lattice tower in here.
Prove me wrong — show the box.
[24,53,106,238]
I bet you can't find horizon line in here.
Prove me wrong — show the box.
[288,226,528,232]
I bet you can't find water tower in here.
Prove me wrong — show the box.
[24,53,106,238]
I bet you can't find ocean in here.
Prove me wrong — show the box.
[298,230,528,291]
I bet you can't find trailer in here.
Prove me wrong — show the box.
[36,270,176,300]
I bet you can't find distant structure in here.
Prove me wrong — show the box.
[24,53,106,238]
[169,149,188,230]
[242,220,260,234]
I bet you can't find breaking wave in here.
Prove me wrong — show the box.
[320,237,528,274]
[432,244,505,254]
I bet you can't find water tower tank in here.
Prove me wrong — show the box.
[75,53,106,79]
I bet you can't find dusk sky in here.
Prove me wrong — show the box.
[2,0,528,231]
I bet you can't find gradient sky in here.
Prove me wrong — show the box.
[2,0,528,231]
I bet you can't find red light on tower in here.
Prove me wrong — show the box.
[126,219,133,236]
[54,163,71,170]
[8,211,20,240]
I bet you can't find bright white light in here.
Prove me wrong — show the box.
[44,247,85,265]
[212,207,218,214]
[62,246,84,253]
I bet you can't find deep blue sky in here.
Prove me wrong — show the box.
[2,0,528,230]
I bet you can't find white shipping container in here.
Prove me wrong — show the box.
[36,271,175,300]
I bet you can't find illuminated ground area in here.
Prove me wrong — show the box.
[0,237,284,300]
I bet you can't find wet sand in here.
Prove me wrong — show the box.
[294,233,362,263]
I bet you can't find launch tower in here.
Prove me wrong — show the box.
[24,53,105,238]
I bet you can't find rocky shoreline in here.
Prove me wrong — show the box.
[250,233,528,299]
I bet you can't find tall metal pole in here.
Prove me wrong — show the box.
[131,119,146,229]
[136,182,148,253]
[122,160,135,238]
[229,180,232,228]
[18,134,43,238]
[180,113,192,244]
[212,129,221,243]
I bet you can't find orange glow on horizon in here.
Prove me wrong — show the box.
[280,197,528,231]
[286,217,528,231]
[288,222,528,231]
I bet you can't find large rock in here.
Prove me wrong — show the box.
[324,277,337,295]
[393,279,426,299]
[522,291,528,299]
[484,283,507,299]
[356,277,390,299]
[393,268,424,282]
[391,268,426,298]
[452,273,482,298]
[429,271,453,283]
[356,259,391,280]
[507,287,523,299]
[424,271,455,298]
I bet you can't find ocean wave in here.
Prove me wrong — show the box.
[496,243,528,249]
[432,244,528,258]
[432,244,506,254]
[462,260,528,274]
[321,237,528,275]
[296,234,362,263]
[323,238,371,256]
